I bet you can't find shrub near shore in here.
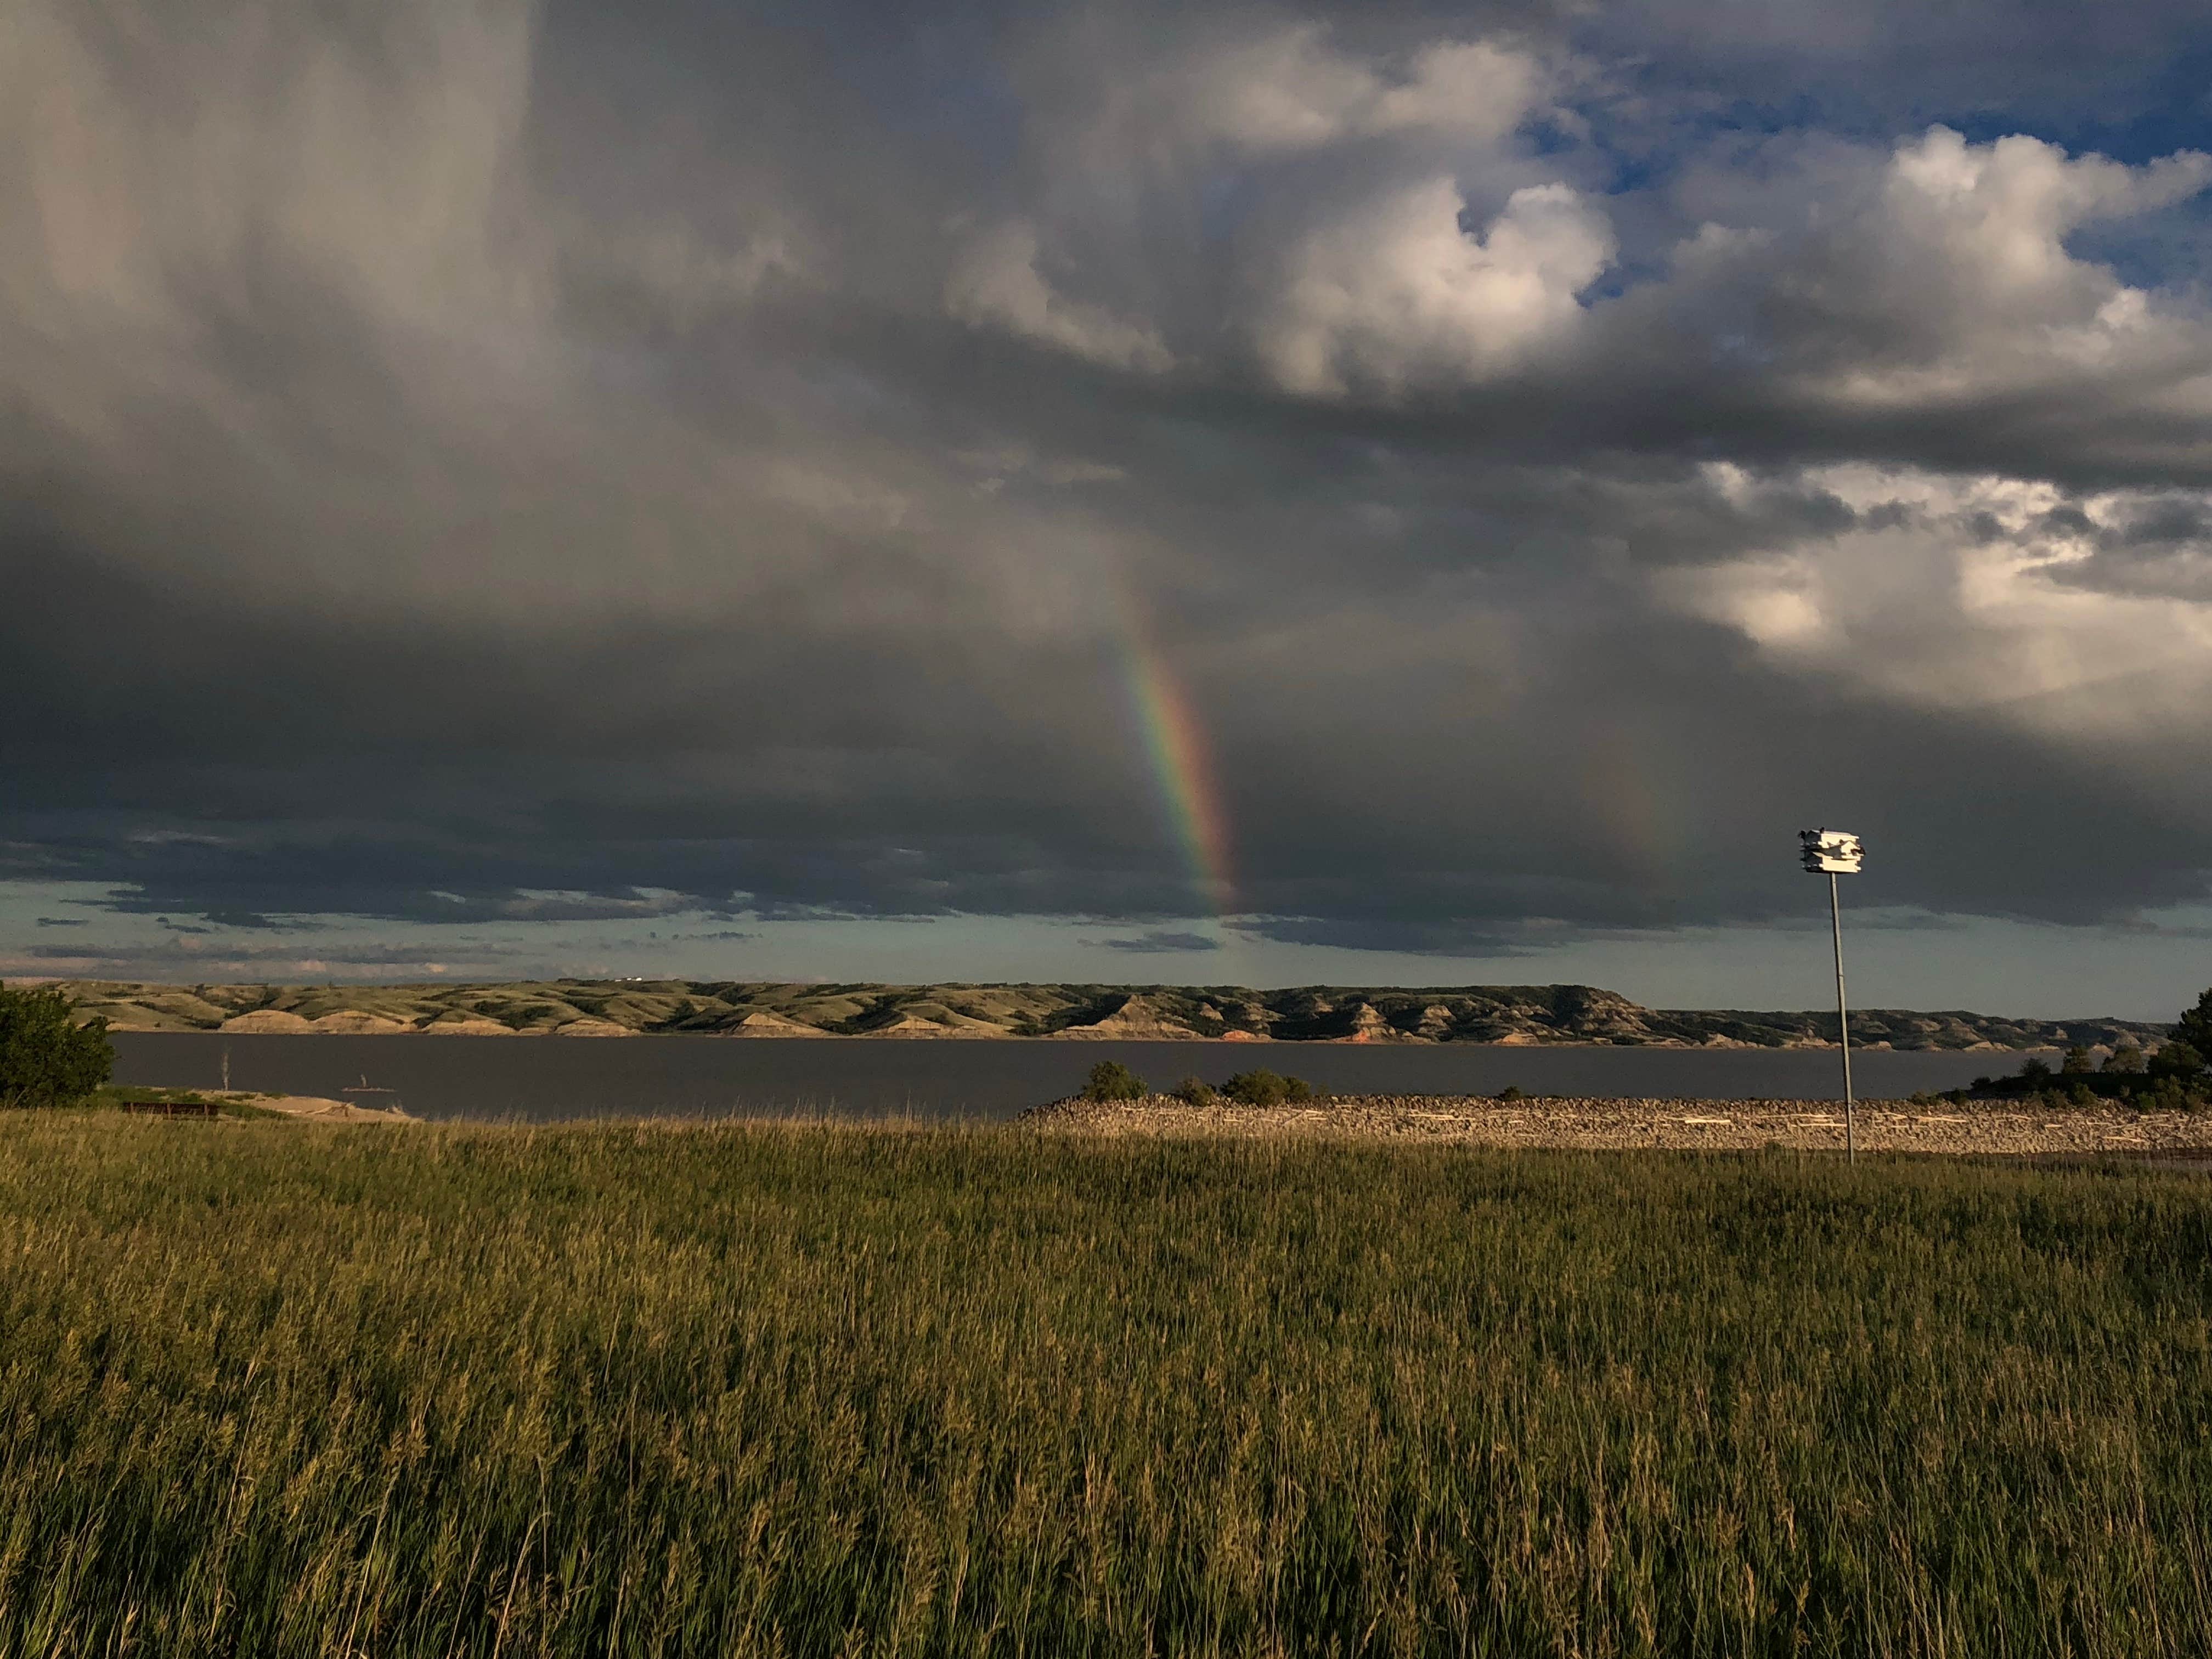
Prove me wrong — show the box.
[1081,1061,1317,1108]
[3,1114,2209,1655]
[0,985,113,1108]
[1944,986,2212,1113]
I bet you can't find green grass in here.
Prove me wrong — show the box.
[1,1116,2208,1656]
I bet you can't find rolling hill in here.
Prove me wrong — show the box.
[36,979,2170,1051]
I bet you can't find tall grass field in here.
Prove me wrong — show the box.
[2,1115,2208,1656]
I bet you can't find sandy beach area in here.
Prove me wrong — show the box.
[122,1092,417,1124]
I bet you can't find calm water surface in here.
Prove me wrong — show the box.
[111,1034,2030,1122]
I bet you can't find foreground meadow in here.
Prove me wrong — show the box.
[1,1117,2208,1656]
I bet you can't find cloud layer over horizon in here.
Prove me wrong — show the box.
[7,0,2212,1001]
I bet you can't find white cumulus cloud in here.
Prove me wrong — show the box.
[1662,465,2212,744]
[1259,178,1615,397]
[1667,127,2212,413]
[1057,26,1554,172]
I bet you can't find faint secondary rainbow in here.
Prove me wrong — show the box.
[1111,618,1235,914]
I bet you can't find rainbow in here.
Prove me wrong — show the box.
[1113,620,1235,913]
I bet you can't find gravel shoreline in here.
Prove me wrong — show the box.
[1024,1094,2212,1156]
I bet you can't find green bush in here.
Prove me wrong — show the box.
[1959,992,2212,1111]
[1496,1084,1528,1103]
[1221,1069,1313,1107]
[2104,1042,2147,1074]
[2143,1076,2199,1113]
[1173,1075,1217,1107]
[1080,1060,1146,1103]
[0,987,113,1109]
[2149,1040,2205,1081]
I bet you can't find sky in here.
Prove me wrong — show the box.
[5,0,2212,1018]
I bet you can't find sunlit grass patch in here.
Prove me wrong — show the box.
[0,1116,2206,1655]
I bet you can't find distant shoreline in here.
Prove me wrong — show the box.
[100,1025,2045,1052]
[38,978,2167,1051]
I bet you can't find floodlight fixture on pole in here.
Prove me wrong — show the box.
[1800,829,1864,1164]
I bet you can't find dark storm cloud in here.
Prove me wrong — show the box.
[1090,931,1224,955]
[22,938,505,969]
[5,0,2212,958]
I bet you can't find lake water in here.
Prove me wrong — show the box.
[110,1034,2031,1122]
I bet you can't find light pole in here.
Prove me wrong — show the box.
[1800,829,1865,1163]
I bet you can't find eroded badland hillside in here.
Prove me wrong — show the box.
[40,979,2167,1050]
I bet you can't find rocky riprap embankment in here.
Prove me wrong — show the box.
[1023,1095,2212,1156]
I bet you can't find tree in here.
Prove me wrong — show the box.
[0,987,114,1109]
[2174,988,2212,1061]
[2148,1040,2205,1081]
[1081,1060,1146,1103]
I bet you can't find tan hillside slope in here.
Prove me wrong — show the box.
[26,978,2169,1051]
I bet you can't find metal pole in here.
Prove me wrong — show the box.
[1830,871,1854,1164]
